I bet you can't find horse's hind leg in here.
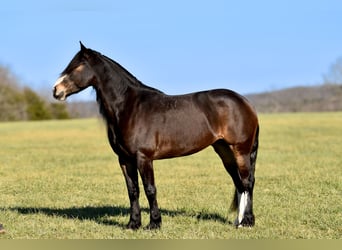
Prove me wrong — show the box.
[213,140,256,227]
[234,126,259,227]
[232,150,255,227]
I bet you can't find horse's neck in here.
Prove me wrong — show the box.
[95,77,130,121]
[101,55,163,93]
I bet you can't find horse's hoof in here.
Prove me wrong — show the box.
[234,214,255,228]
[126,221,141,230]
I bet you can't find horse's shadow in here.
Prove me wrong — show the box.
[7,205,230,228]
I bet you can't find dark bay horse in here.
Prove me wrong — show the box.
[53,42,259,229]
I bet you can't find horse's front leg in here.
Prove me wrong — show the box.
[119,157,141,229]
[137,152,161,229]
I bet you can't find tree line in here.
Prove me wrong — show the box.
[0,65,70,121]
[247,57,342,113]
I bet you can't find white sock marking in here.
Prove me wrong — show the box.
[238,191,248,224]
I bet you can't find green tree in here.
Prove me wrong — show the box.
[50,102,70,119]
[23,87,52,120]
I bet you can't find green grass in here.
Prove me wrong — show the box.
[0,113,341,239]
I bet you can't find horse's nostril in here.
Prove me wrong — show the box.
[53,89,65,100]
[53,87,57,97]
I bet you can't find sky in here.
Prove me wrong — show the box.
[1,0,342,101]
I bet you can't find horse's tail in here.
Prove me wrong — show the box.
[230,124,259,211]
[250,124,259,170]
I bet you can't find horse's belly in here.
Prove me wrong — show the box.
[153,121,216,159]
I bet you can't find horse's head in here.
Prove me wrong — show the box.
[53,42,96,101]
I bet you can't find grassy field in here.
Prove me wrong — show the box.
[0,112,341,239]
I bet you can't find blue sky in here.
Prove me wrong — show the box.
[1,0,342,101]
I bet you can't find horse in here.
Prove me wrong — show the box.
[53,42,259,230]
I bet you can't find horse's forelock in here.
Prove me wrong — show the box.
[61,50,86,75]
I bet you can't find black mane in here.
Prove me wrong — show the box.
[78,49,164,122]
[91,50,163,94]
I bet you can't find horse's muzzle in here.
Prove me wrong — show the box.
[53,87,66,101]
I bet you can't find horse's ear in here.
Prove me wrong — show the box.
[80,41,87,52]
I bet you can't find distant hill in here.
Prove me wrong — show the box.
[65,84,342,118]
[247,84,342,113]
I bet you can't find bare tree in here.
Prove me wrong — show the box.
[323,57,342,85]
[0,66,27,120]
